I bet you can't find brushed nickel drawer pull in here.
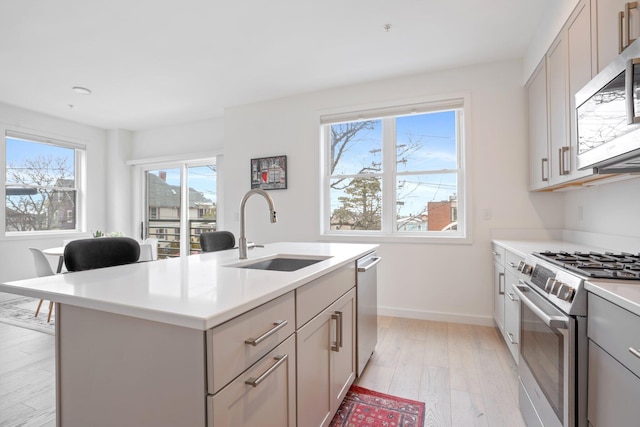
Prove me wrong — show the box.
[629,347,640,359]
[245,320,288,346]
[244,354,288,387]
[507,292,518,302]
[507,332,518,345]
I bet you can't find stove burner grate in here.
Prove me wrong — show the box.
[534,250,640,280]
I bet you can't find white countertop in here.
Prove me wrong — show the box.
[0,242,377,330]
[585,280,640,317]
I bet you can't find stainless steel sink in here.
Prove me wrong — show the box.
[229,255,331,272]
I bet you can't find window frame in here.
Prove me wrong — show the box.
[3,129,86,238]
[318,95,471,244]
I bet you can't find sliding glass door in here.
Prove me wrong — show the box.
[142,160,217,258]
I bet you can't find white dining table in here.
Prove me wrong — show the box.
[42,246,65,273]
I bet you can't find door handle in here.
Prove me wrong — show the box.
[331,311,343,352]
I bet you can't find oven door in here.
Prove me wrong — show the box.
[513,283,575,427]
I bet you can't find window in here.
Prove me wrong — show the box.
[320,98,466,239]
[5,131,85,234]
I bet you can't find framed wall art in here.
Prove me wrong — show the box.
[250,155,287,190]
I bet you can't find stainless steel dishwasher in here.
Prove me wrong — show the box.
[356,251,381,376]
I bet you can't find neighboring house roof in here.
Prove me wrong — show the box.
[148,173,213,209]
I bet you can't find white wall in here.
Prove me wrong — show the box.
[223,60,564,325]
[130,117,224,161]
[0,102,107,282]
[106,129,134,237]
[564,177,640,237]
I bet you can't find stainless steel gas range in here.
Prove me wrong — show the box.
[513,250,640,427]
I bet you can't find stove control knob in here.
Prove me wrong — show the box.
[545,278,557,293]
[521,263,533,276]
[554,283,566,297]
[559,286,576,302]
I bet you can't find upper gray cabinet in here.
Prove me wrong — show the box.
[527,0,627,191]
[595,0,631,72]
[527,58,549,190]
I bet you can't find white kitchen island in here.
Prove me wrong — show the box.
[0,242,377,427]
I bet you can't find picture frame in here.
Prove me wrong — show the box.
[250,155,287,190]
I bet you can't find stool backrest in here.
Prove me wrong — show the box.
[64,237,140,272]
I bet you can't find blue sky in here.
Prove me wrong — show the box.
[6,137,75,184]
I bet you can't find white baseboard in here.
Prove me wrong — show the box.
[377,306,495,327]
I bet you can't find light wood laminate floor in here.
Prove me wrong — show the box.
[0,316,524,427]
[356,316,526,427]
[0,322,56,427]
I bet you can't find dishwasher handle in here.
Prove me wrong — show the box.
[357,256,382,272]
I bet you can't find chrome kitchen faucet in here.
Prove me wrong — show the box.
[238,189,277,259]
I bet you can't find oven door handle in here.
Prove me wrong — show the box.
[513,284,569,330]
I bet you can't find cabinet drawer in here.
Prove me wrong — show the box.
[588,293,640,378]
[491,243,505,266]
[505,250,524,275]
[208,334,296,427]
[296,263,355,328]
[504,279,520,364]
[588,341,640,426]
[207,291,295,394]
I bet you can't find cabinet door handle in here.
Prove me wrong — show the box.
[620,10,626,53]
[507,332,518,345]
[541,158,549,182]
[498,272,505,295]
[244,354,288,387]
[245,320,288,346]
[331,311,343,352]
[559,146,570,176]
[629,347,640,359]
[627,2,638,48]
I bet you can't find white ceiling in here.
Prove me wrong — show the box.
[0,0,554,131]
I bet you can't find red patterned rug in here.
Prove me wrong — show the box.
[329,385,425,427]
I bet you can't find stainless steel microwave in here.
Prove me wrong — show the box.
[576,38,640,173]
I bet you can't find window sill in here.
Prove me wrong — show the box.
[318,232,472,245]
[1,230,90,241]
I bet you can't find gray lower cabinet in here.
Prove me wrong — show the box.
[587,293,640,426]
[296,288,356,427]
[55,262,357,427]
[503,273,520,363]
[492,243,506,334]
[491,242,522,364]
